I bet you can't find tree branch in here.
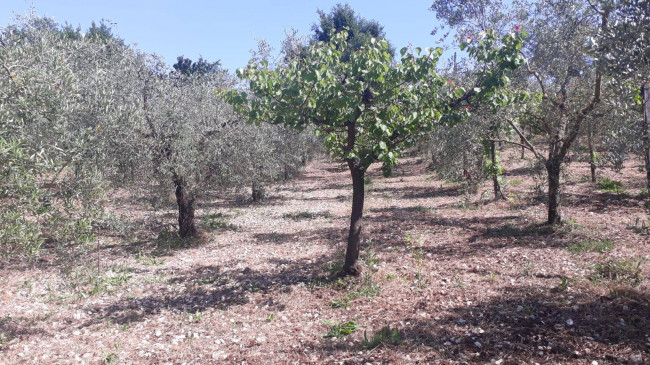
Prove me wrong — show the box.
[506,118,544,161]
[2,63,19,86]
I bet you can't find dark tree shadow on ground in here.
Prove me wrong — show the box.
[369,185,463,199]
[564,192,647,211]
[400,288,650,364]
[252,227,346,246]
[0,315,52,346]
[363,206,581,258]
[80,255,336,328]
[306,286,650,364]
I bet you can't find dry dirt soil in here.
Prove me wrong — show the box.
[1,151,649,364]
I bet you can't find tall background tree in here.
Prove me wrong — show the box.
[311,3,395,60]
[592,0,650,192]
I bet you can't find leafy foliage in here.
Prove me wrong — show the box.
[224,29,525,177]
[312,3,394,61]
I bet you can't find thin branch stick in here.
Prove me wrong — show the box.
[505,118,544,161]
[2,63,19,85]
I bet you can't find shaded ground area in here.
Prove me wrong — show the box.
[0,152,648,364]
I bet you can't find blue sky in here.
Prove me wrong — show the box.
[1,1,452,72]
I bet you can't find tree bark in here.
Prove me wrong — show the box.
[491,140,504,201]
[520,130,526,159]
[642,82,650,192]
[587,119,597,183]
[546,159,562,225]
[343,161,365,276]
[251,180,266,201]
[173,175,197,238]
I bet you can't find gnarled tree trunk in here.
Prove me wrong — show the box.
[491,140,504,201]
[251,180,267,202]
[343,161,365,276]
[173,175,197,238]
[546,159,562,225]
[587,119,597,183]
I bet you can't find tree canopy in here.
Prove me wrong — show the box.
[311,3,395,61]
[223,28,525,274]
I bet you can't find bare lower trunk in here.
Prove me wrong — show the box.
[546,159,562,225]
[343,161,365,276]
[587,120,596,183]
[174,175,197,238]
[491,140,504,201]
[251,180,266,202]
[642,82,650,192]
[520,125,526,159]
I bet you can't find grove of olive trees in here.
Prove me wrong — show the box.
[0,2,648,364]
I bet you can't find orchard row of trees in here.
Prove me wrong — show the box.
[0,16,318,259]
[225,0,649,274]
[1,1,648,275]
[424,0,649,226]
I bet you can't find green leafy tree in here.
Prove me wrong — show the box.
[0,16,131,258]
[433,0,613,225]
[173,56,222,77]
[312,3,394,61]
[223,29,525,275]
[592,0,650,191]
[129,58,316,238]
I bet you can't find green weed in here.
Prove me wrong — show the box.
[568,239,614,254]
[362,326,402,349]
[323,320,359,338]
[202,212,238,232]
[187,310,203,323]
[509,178,523,186]
[554,276,570,292]
[626,217,649,235]
[522,261,534,277]
[103,353,118,364]
[591,257,645,287]
[596,178,626,193]
[330,297,351,309]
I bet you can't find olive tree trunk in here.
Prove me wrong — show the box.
[587,119,597,183]
[343,161,365,276]
[173,175,197,238]
[491,140,504,201]
[546,159,562,225]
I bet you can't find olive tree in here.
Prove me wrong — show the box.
[434,0,613,224]
[224,29,525,275]
[0,16,137,257]
[591,0,650,191]
[124,57,318,237]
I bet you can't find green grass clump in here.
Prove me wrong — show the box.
[323,320,359,338]
[591,257,645,287]
[202,212,238,232]
[596,178,625,193]
[568,239,614,254]
[362,326,402,349]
